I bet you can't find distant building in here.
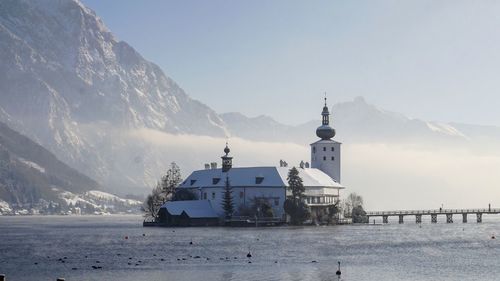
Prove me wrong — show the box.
[176,97,345,224]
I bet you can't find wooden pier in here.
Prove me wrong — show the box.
[366,208,500,224]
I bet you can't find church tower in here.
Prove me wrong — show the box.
[310,97,341,183]
[221,142,233,173]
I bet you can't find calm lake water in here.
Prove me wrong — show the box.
[1,215,500,281]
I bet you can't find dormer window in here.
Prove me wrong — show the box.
[190,180,197,186]
[212,178,220,185]
[255,177,264,184]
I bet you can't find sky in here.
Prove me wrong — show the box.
[82,0,500,126]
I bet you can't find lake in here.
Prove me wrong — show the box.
[1,215,499,281]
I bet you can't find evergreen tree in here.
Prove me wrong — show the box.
[287,167,305,201]
[221,176,234,220]
[284,167,310,225]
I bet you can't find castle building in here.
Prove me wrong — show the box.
[170,97,345,224]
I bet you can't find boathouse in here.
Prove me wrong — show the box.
[158,200,219,226]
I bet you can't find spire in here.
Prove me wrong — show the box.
[221,142,233,172]
[224,141,230,155]
[322,95,330,126]
[316,95,336,140]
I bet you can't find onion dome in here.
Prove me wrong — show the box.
[316,96,336,140]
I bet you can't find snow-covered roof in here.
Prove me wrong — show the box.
[276,167,344,189]
[160,200,218,218]
[178,166,344,189]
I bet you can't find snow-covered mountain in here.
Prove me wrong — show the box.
[0,120,98,204]
[223,97,473,145]
[0,0,227,193]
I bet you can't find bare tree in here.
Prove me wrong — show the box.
[343,192,364,218]
[160,162,182,203]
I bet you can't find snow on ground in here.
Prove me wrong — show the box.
[17,157,46,173]
[0,199,12,214]
[85,190,142,205]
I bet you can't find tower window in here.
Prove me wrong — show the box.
[331,147,334,151]
[323,156,326,161]
[323,147,326,151]
[203,193,207,200]
[212,178,220,185]
[331,156,335,161]
[190,180,197,186]
[212,192,216,199]
[313,147,316,153]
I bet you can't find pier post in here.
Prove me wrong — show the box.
[477,213,482,223]
[431,214,437,223]
[399,215,404,224]
[415,215,422,224]
[382,216,388,224]
[0,274,5,281]
[446,214,453,223]
[462,214,467,223]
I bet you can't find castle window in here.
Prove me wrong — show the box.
[323,147,326,151]
[190,180,197,186]
[331,147,334,151]
[313,147,316,153]
[323,156,326,161]
[255,177,264,184]
[212,178,220,185]
[203,193,207,200]
[331,156,335,161]
[212,192,216,199]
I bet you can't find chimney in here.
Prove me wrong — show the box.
[299,161,305,169]
[204,164,210,170]
[210,162,217,169]
[305,162,310,168]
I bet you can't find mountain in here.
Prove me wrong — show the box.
[222,97,471,145]
[0,120,98,205]
[0,0,227,192]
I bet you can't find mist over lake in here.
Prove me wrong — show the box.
[1,215,499,281]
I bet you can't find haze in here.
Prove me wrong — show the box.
[83,0,500,126]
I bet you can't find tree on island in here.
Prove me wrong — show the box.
[143,162,183,220]
[344,192,367,223]
[284,167,310,225]
[221,176,234,220]
[160,162,182,203]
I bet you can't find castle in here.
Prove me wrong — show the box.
[161,98,344,224]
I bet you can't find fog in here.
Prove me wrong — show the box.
[128,128,500,211]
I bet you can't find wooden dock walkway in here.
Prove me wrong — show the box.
[366,208,500,223]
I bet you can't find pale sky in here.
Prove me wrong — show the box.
[83,0,500,126]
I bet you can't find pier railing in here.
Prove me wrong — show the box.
[367,208,500,216]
